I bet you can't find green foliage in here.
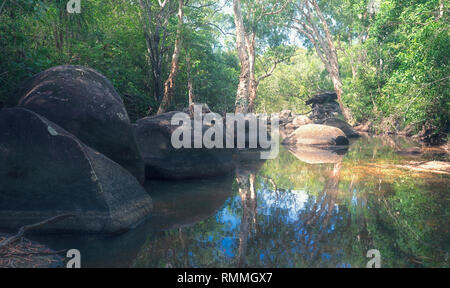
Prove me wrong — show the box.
[344,0,449,136]
[0,0,448,138]
[0,0,239,120]
[255,49,333,113]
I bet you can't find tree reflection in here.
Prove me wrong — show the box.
[131,138,449,268]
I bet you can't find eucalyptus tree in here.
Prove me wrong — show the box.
[232,0,293,113]
[290,0,352,121]
[158,0,185,114]
[139,0,178,104]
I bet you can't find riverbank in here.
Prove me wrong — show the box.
[0,233,64,268]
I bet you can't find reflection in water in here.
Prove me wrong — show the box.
[286,145,347,164]
[29,174,234,268]
[31,136,450,268]
[235,156,262,267]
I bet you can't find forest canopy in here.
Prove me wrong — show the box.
[0,0,448,139]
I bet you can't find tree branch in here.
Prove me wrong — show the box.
[0,214,77,250]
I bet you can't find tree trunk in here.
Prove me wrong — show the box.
[157,0,184,114]
[186,50,195,105]
[329,66,351,121]
[292,0,351,122]
[233,0,250,113]
[139,0,173,109]
[247,32,257,113]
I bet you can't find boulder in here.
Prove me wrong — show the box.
[354,121,372,133]
[0,108,153,233]
[17,65,144,182]
[279,110,294,125]
[280,109,293,119]
[319,118,360,138]
[282,124,349,147]
[305,92,337,105]
[292,115,313,126]
[310,101,342,121]
[135,112,235,180]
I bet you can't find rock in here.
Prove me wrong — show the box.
[354,121,372,133]
[292,115,313,126]
[280,122,298,139]
[310,101,342,121]
[0,108,153,233]
[279,110,294,125]
[135,112,235,180]
[305,92,337,106]
[280,109,293,119]
[282,124,349,147]
[305,92,343,122]
[279,115,313,139]
[319,118,360,138]
[17,65,144,182]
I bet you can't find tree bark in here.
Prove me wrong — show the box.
[158,0,184,114]
[292,0,351,122]
[233,0,251,113]
[247,32,258,113]
[139,0,174,106]
[186,50,195,105]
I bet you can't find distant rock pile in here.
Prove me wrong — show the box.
[278,92,360,141]
[306,92,342,122]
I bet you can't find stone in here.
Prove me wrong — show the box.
[292,115,313,126]
[282,124,349,147]
[305,92,337,105]
[17,65,144,182]
[320,118,360,138]
[134,112,235,180]
[0,108,153,233]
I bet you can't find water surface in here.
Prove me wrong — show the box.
[32,136,450,268]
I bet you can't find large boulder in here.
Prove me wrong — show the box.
[319,118,360,138]
[0,108,153,233]
[135,112,235,180]
[282,124,349,147]
[17,65,144,182]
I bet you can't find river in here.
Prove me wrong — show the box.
[30,135,449,268]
